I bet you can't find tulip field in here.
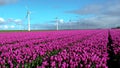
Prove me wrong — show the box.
[0,29,120,68]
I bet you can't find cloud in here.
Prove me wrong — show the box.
[0,17,5,23]
[47,19,64,24]
[7,18,23,24]
[0,0,18,5]
[66,3,120,16]
[0,18,23,25]
[59,19,64,23]
[65,0,120,28]
[103,4,120,16]
[4,25,8,29]
[0,25,15,30]
[66,5,104,15]
[79,15,120,28]
[31,24,55,30]
[0,18,23,30]
[10,25,15,28]
[0,25,3,28]
[14,19,23,24]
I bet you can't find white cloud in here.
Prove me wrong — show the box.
[14,19,22,23]
[0,17,5,23]
[59,19,64,23]
[0,25,15,30]
[0,18,23,25]
[4,25,8,29]
[7,18,23,24]
[10,25,15,28]
[0,25,3,28]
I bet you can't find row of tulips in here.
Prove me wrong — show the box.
[0,30,95,46]
[0,30,99,54]
[109,29,120,68]
[37,30,109,68]
[0,30,101,68]
[0,31,74,45]
[110,29,120,55]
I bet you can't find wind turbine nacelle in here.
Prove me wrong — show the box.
[59,19,64,23]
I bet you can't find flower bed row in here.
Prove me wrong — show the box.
[110,29,120,55]
[37,30,109,68]
[0,30,101,68]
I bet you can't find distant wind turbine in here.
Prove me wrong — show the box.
[26,6,31,31]
[69,19,72,29]
[55,17,64,30]
[55,17,59,30]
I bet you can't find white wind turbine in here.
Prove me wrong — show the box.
[69,19,72,29]
[55,17,64,30]
[55,17,59,30]
[26,6,31,31]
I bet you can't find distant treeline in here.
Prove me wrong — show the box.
[112,26,120,29]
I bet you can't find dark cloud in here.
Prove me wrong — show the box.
[65,0,120,29]
[0,0,18,5]
[79,15,120,28]
[66,3,120,16]
[66,5,104,15]
[103,4,120,16]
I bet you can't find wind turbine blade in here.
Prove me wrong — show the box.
[25,6,29,10]
[25,13,28,19]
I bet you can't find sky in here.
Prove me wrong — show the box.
[0,0,120,30]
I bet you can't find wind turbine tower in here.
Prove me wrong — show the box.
[56,17,59,30]
[69,19,72,29]
[27,10,31,31]
[26,7,31,31]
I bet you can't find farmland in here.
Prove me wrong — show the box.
[0,29,120,68]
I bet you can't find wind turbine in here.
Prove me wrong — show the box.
[55,17,64,30]
[55,17,59,30]
[26,6,31,31]
[69,19,72,29]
